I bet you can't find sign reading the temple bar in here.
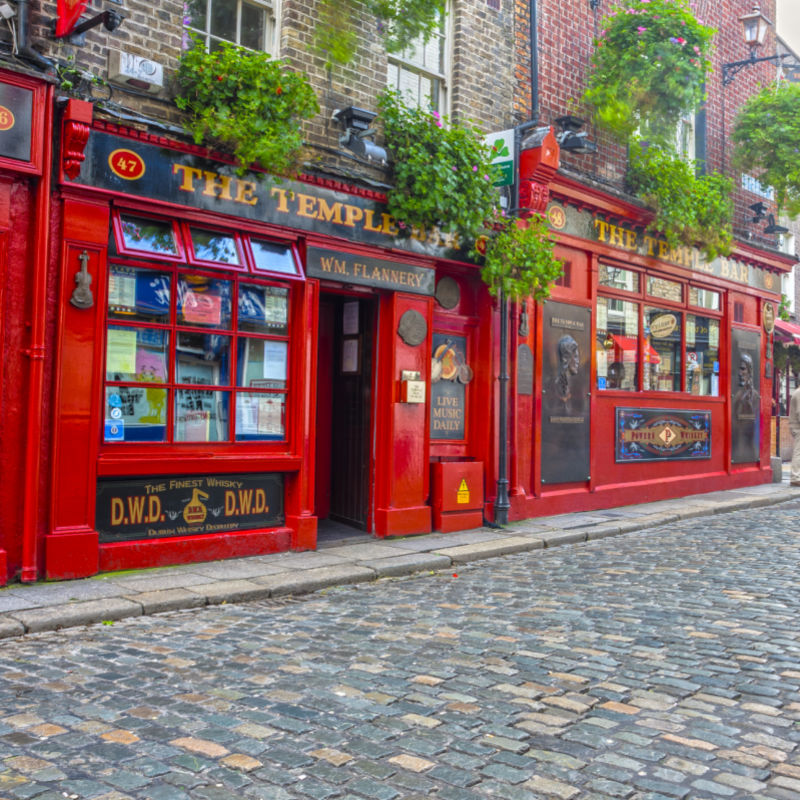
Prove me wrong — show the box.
[615,408,711,462]
[73,131,467,260]
[0,82,33,163]
[96,472,284,543]
[307,246,434,295]
[545,201,780,293]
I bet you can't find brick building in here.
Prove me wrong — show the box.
[0,0,793,582]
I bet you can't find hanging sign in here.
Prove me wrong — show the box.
[55,0,90,37]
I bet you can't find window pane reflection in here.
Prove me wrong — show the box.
[685,315,720,396]
[596,297,638,391]
[644,307,682,391]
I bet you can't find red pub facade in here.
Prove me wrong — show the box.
[0,0,795,584]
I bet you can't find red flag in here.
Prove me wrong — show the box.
[55,0,89,37]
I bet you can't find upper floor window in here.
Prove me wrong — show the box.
[386,10,448,111]
[184,0,278,53]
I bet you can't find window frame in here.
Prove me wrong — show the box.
[596,260,724,396]
[183,0,279,54]
[102,209,301,449]
[386,4,450,113]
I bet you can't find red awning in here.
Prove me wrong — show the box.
[611,334,661,363]
[774,319,800,345]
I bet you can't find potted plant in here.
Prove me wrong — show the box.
[175,37,319,176]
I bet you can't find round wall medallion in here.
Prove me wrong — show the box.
[398,309,427,346]
[435,277,460,309]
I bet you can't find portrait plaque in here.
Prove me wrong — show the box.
[540,302,591,484]
[730,329,761,464]
[435,276,460,309]
[517,343,534,396]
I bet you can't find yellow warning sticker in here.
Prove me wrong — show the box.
[456,478,470,504]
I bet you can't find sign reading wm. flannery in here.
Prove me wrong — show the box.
[306,246,435,295]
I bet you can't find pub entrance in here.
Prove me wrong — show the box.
[314,292,375,533]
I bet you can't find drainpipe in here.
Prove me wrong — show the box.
[16,0,56,74]
[20,83,54,582]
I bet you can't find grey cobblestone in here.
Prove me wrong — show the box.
[1,498,800,798]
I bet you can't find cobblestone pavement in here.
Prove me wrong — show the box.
[1,502,800,800]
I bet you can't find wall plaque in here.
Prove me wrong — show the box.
[96,472,284,543]
[431,334,468,440]
[398,309,427,346]
[517,343,534,396]
[731,329,761,464]
[541,302,591,483]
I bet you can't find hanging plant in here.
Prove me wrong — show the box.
[175,37,319,176]
[627,141,733,260]
[479,216,564,301]
[583,0,714,148]
[314,0,446,67]
[377,90,498,243]
[732,81,800,219]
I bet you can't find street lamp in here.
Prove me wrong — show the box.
[721,5,787,85]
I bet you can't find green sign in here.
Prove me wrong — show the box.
[485,129,514,187]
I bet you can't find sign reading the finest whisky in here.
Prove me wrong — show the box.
[96,472,284,543]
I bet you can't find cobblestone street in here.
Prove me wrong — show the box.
[1,501,800,800]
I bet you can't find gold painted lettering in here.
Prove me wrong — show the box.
[270,186,290,213]
[172,164,202,193]
[594,219,609,242]
[296,193,318,219]
[344,205,364,227]
[363,209,383,233]
[235,180,258,206]
[317,198,344,225]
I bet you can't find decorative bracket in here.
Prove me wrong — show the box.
[70,249,94,309]
[61,99,93,180]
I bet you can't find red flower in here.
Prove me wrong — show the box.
[276,85,283,95]
[216,75,223,81]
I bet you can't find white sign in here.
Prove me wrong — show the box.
[484,129,514,187]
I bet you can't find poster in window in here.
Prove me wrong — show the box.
[108,267,137,312]
[106,328,138,376]
[264,290,288,327]
[182,290,222,325]
[430,334,468,440]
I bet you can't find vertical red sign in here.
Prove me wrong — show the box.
[56,0,89,36]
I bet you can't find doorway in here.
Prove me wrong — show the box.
[315,293,375,532]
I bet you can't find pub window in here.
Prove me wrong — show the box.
[596,296,638,391]
[643,306,682,392]
[596,263,721,395]
[104,213,297,445]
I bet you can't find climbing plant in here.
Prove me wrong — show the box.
[732,81,800,219]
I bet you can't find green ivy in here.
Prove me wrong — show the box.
[583,0,714,148]
[378,90,499,243]
[732,81,800,219]
[479,216,563,301]
[315,0,446,66]
[627,142,733,260]
[175,37,319,176]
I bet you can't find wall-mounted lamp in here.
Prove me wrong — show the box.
[721,5,786,85]
[554,115,597,155]
[332,106,387,166]
[763,214,789,235]
[749,201,767,222]
[51,9,126,45]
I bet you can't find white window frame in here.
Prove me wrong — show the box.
[386,5,451,113]
[184,0,279,54]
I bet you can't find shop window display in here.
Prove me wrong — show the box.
[103,214,296,444]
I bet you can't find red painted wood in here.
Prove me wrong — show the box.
[432,461,483,513]
[373,292,433,537]
[99,527,293,573]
